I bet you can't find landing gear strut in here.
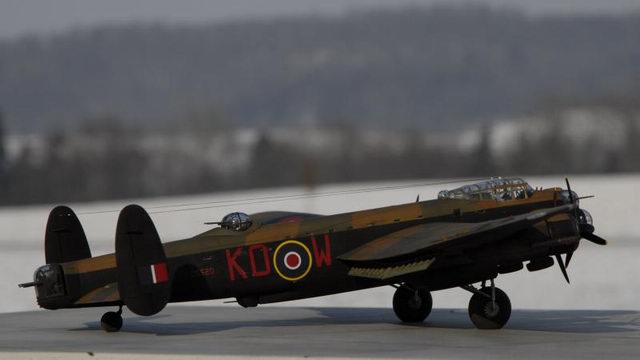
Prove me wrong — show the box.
[462,279,511,329]
[392,284,432,323]
[101,305,123,332]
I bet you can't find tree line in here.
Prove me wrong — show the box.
[0,99,638,206]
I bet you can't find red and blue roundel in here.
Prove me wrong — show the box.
[273,240,312,281]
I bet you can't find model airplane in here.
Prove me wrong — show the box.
[19,177,606,331]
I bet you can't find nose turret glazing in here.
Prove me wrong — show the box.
[578,209,593,226]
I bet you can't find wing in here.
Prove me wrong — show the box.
[339,204,575,280]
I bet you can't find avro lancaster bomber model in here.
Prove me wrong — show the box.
[20,177,606,331]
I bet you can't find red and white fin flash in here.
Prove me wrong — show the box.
[150,263,168,284]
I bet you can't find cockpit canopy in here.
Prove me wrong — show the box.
[438,177,534,201]
[220,212,253,231]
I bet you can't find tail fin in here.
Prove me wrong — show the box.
[116,204,170,316]
[45,206,91,264]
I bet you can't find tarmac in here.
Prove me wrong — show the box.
[0,306,639,359]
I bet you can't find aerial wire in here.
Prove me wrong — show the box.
[77,177,486,215]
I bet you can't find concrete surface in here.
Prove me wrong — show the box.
[0,306,639,359]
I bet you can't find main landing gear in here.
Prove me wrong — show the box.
[392,279,512,329]
[461,279,511,329]
[392,284,433,323]
[101,305,123,332]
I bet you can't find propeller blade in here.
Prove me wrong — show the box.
[565,252,573,268]
[582,232,608,246]
[555,254,571,284]
[565,177,581,221]
[565,177,574,203]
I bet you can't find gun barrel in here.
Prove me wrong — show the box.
[18,281,39,288]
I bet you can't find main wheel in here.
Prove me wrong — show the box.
[393,286,432,323]
[100,311,123,332]
[468,287,511,329]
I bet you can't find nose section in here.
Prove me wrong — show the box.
[562,178,607,246]
[577,208,595,234]
[576,208,607,245]
[577,209,593,226]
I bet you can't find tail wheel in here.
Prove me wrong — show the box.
[101,307,123,332]
[392,285,432,323]
[468,287,511,329]
[100,311,123,332]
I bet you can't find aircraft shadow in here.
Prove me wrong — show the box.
[78,308,389,336]
[75,307,640,336]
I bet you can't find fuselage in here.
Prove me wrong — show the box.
[38,186,579,310]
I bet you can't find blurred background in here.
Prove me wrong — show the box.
[1,0,640,204]
[0,0,639,313]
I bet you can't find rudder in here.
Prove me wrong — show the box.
[115,204,170,316]
[45,206,91,264]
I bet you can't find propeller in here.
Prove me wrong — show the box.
[556,178,607,283]
[566,177,608,246]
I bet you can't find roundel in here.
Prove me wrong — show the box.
[273,240,312,281]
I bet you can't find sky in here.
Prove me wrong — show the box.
[1,0,640,40]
